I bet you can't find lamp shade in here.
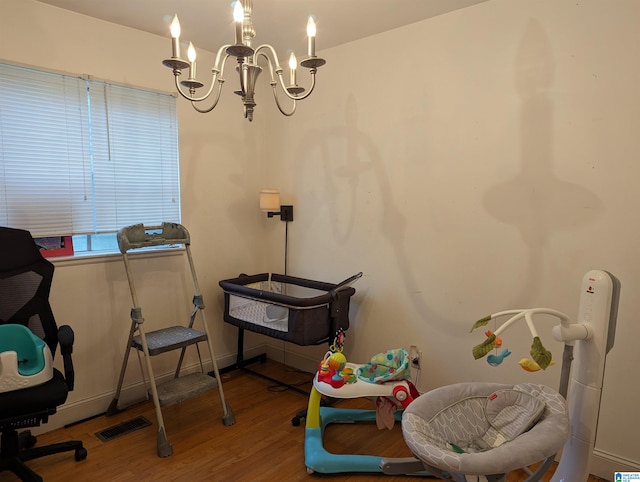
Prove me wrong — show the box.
[260,189,280,212]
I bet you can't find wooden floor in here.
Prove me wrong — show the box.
[2,361,606,481]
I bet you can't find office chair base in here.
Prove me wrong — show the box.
[1,429,87,482]
[0,456,43,482]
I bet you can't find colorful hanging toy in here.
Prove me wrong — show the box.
[318,328,356,388]
[479,326,511,367]
[470,309,558,372]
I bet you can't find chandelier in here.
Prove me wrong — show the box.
[162,0,326,122]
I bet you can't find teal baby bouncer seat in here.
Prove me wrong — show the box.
[0,324,54,393]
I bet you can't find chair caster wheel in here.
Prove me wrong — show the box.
[75,447,88,461]
[24,434,37,449]
[18,431,37,449]
[291,416,301,426]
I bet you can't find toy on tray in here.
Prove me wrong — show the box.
[317,329,354,388]
[357,348,410,384]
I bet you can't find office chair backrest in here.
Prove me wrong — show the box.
[0,227,59,357]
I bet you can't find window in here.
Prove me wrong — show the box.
[0,62,181,255]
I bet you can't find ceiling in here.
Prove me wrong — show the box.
[35,0,488,56]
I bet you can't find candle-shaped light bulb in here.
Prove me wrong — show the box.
[233,1,244,22]
[234,1,244,45]
[187,42,196,62]
[170,14,181,58]
[170,14,181,38]
[289,52,297,85]
[187,42,197,79]
[306,16,316,57]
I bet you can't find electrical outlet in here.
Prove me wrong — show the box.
[412,354,421,369]
[410,345,420,369]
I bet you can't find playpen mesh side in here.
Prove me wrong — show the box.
[221,274,355,346]
[228,297,288,332]
[225,280,327,333]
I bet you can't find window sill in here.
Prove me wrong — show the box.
[47,246,185,267]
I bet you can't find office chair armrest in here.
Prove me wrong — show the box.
[58,324,75,391]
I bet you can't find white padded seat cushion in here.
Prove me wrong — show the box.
[484,388,545,447]
[402,382,569,475]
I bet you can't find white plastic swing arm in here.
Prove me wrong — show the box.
[551,315,593,344]
[490,308,571,339]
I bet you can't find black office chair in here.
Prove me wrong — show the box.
[0,226,87,482]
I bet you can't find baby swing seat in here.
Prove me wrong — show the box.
[402,381,569,478]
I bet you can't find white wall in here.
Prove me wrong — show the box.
[268,0,640,477]
[2,0,639,478]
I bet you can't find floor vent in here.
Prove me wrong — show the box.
[95,416,152,442]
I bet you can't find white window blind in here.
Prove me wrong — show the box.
[0,63,180,238]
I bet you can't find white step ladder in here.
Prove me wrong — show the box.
[106,223,235,457]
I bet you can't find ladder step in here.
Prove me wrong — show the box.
[132,326,208,355]
[154,372,218,407]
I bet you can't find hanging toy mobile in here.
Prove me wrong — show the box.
[480,323,512,366]
[470,308,568,372]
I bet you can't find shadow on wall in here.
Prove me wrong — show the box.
[294,94,457,338]
[483,20,601,298]
[178,125,266,350]
[293,20,603,341]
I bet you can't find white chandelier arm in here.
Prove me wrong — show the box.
[284,70,317,101]
[174,47,231,104]
[254,44,284,73]
[271,83,297,116]
[173,73,220,104]
[255,51,296,116]
[254,44,318,101]
[189,79,225,113]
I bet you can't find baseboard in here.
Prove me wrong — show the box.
[37,347,266,435]
[591,449,640,480]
